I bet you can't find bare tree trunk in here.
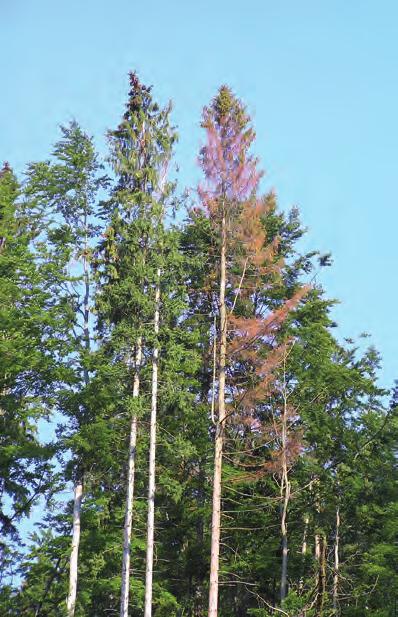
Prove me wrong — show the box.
[208,215,227,617]
[66,482,83,616]
[280,478,290,602]
[302,515,309,556]
[120,337,142,617]
[333,507,340,614]
[320,535,327,611]
[280,355,290,603]
[144,270,160,617]
[299,514,309,592]
[67,235,90,617]
[315,533,321,561]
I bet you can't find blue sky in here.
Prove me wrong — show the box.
[2,0,398,388]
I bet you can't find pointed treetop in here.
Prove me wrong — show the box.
[202,85,249,131]
[0,162,19,247]
[107,70,176,202]
[108,70,175,155]
[199,86,261,206]
[122,71,158,123]
[0,162,12,178]
[0,162,18,196]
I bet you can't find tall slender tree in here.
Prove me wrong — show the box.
[197,86,261,617]
[25,123,107,617]
[198,87,306,616]
[98,72,176,617]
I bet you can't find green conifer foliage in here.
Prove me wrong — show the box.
[0,162,60,572]
[23,122,108,616]
[93,73,200,616]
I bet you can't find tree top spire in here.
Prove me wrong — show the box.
[203,84,249,130]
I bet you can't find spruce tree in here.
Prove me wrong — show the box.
[97,71,177,617]
[197,87,307,616]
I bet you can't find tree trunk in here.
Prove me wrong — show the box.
[280,358,290,604]
[82,228,90,383]
[280,478,290,603]
[299,514,309,592]
[120,337,142,617]
[208,215,227,617]
[315,533,327,617]
[320,535,327,611]
[315,533,321,560]
[333,507,340,614]
[67,239,90,617]
[302,515,309,556]
[66,481,83,617]
[144,270,161,617]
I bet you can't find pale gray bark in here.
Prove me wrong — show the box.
[280,355,290,603]
[315,533,321,561]
[333,507,340,614]
[208,215,227,617]
[120,338,142,617]
[66,482,83,617]
[144,271,161,617]
[299,514,309,592]
[302,515,309,556]
[280,477,290,602]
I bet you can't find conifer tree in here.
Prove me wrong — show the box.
[25,123,107,616]
[98,72,176,617]
[198,87,307,616]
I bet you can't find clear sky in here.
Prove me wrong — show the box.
[2,1,398,389]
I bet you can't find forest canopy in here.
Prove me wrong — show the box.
[0,72,397,617]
